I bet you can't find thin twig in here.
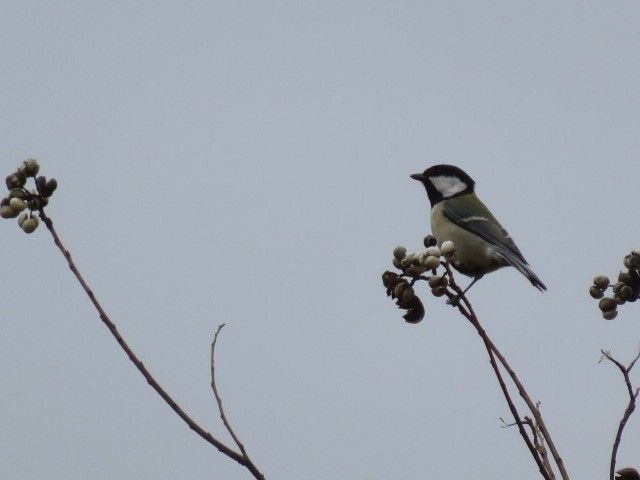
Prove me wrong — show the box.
[533,405,553,477]
[483,329,567,480]
[500,413,551,475]
[210,324,253,464]
[600,349,640,480]
[38,209,266,480]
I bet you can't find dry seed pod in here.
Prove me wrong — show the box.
[425,246,441,258]
[405,265,426,277]
[9,197,26,213]
[8,189,26,200]
[599,297,617,312]
[421,255,440,270]
[619,271,633,285]
[628,254,640,269]
[440,240,455,256]
[589,286,604,299]
[17,212,28,227]
[428,275,447,289]
[23,159,39,176]
[402,296,425,323]
[400,286,415,305]
[382,271,399,286]
[44,178,57,196]
[431,286,447,297]
[620,285,634,300]
[593,275,610,289]
[21,217,39,233]
[36,176,47,195]
[400,256,413,269]
[1,205,18,218]
[393,282,409,299]
[393,246,407,260]
[423,235,437,248]
[6,174,22,190]
[614,295,626,305]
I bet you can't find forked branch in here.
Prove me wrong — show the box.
[39,209,266,480]
[211,324,262,474]
[600,349,640,480]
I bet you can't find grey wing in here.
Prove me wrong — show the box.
[442,202,546,291]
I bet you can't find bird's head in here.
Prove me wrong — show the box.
[411,164,475,206]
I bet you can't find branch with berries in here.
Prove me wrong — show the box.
[1,159,56,233]
[382,236,568,480]
[587,253,640,478]
[1,160,266,480]
[381,234,454,324]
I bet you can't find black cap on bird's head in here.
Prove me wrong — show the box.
[410,164,475,207]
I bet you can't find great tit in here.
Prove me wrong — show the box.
[410,164,546,293]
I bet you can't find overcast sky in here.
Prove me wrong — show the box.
[2,2,640,479]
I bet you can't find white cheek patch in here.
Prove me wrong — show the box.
[429,175,468,197]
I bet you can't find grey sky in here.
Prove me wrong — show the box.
[1,2,639,479]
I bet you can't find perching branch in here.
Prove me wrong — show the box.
[600,349,640,480]
[441,262,555,480]
[446,264,569,480]
[382,241,569,480]
[38,208,266,480]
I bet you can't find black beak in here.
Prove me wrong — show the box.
[410,173,425,181]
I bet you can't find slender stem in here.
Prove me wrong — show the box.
[533,407,554,477]
[210,324,263,479]
[469,309,552,479]
[483,331,567,479]
[38,209,266,480]
[505,414,551,473]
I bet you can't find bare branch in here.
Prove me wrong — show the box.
[600,349,640,480]
[210,324,261,477]
[490,339,568,480]
[38,209,266,480]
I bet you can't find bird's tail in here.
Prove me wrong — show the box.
[497,251,547,292]
[523,265,547,292]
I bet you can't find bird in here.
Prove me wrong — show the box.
[410,164,546,295]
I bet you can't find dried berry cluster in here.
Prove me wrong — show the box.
[1,159,57,234]
[381,234,456,324]
[589,251,640,320]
